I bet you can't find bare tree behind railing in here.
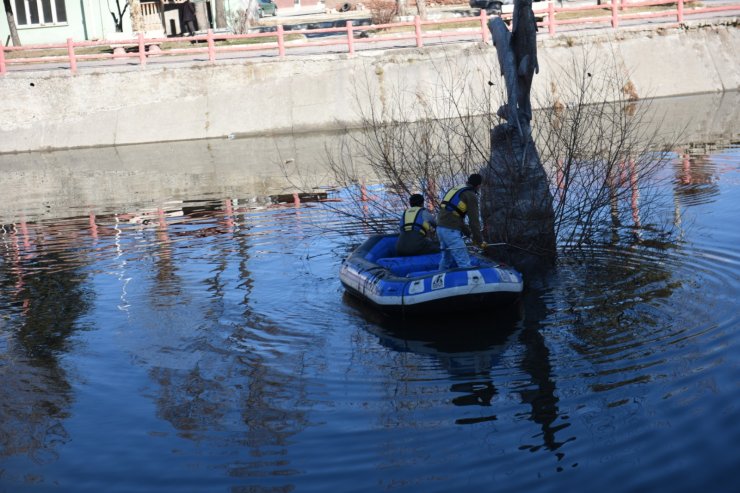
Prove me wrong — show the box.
[215,0,227,28]
[366,0,399,24]
[228,1,260,34]
[391,0,428,21]
[229,9,250,34]
[108,0,130,33]
[397,0,409,17]
[415,0,428,20]
[3,0,22,45]
[129,0,145,33]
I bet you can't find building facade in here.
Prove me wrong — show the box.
[1,0,326,47]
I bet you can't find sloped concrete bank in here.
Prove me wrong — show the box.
[0,21,737,154]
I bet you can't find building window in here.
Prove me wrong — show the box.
[13,0,67,26]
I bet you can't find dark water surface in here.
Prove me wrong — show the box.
[1,95,739,492]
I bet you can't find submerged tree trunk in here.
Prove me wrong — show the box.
[482,124,557,274]
[482,0,556,274]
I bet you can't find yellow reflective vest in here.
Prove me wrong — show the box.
[440,185,473,217]
[400,207,432,236]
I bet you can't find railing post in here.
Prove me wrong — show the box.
[479,9,489,43]
[556,159,564,199]
[0,45,6,75]
[548,1,556,35]
[346,21,355,55]
[611,0,619,29]
[89,211,98,239]
[427,177,436,209]
[630,159,640,227]
[414,16,423,47]
[277,24,286,57]
[138,32,146,66]
[207,29,216,62]
[677,0,684,23]
[66,38,77,74]
[681,152,691,184]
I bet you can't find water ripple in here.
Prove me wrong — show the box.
[0,143,738,492]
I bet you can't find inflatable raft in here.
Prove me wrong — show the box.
[340,234,523,314]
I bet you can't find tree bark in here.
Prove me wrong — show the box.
[129,0,145,33]
[158,0,167,31]
[483,0,556,272]
[416,0,428,20]
[215,0,227,28]
[397,0,408,17]
[3,0,22,46]
[194,1,209,31]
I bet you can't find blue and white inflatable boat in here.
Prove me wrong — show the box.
[340,234,523,314]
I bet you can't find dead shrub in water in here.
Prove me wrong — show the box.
[533,44,679,247]
[283,47,681,251]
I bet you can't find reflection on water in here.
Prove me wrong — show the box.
[0,94,739,492]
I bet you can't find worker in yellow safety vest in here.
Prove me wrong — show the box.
[395,193,440,256]
[436,173,487,269]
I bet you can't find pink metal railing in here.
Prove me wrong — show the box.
[0,0,738,75]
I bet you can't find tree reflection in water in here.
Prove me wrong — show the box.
[674,151,722,206]
[0,219,92,465]
[0,128,735,491]
[140,200,310,479]
[346,284,576,459]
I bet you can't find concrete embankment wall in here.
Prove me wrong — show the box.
[0,21,738,154]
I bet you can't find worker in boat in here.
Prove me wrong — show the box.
[436,173,487,269]
[395,193,441,256]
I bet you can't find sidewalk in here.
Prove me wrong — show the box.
[275,4,329,18]
[256,0,740,30]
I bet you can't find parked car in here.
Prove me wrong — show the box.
[258,0,278,17]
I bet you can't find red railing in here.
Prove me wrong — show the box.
[1,0,737,75]
[542,0,738,33]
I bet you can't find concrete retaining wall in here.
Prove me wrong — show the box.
[0,21,737,154]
